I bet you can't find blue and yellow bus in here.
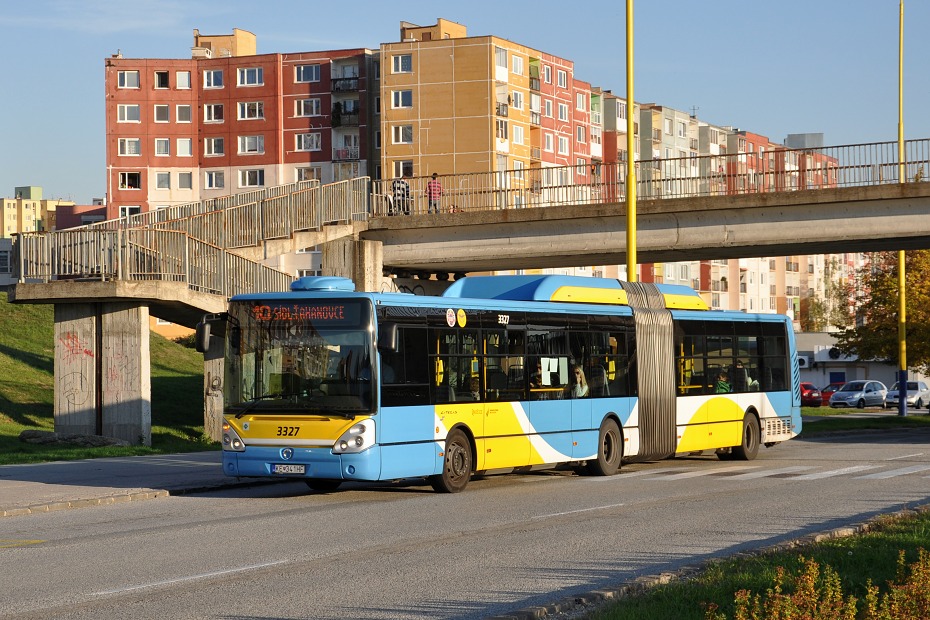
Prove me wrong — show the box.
[197,275,801,493]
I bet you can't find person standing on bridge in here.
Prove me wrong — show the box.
[426,172,443,214]
[391,172,411,216]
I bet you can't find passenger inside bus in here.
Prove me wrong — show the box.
[566,365,589,398]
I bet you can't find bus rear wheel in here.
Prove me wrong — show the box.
[731,413,760,461]
[305,479,342,492]
[586,419,622,476]
[429,429,473,493]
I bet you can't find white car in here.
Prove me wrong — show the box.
[829,380,887,409]
[885,381,930,409]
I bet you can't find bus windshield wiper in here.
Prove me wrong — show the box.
[233,392,316,418]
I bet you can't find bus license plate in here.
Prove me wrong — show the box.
[272,464,305,475]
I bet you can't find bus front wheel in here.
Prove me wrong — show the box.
[731,413,760,461]
[429,429,473,493]
[586,419,622,476]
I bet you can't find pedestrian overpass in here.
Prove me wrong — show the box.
[9,139,930,444]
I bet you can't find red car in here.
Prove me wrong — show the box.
[800,382,822,407]
[819,382,846,406]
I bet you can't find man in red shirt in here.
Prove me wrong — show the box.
[426,173,443,214]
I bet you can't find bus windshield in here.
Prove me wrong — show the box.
[224,299,375,416]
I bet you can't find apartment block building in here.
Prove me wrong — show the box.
[380,19,593,188]
[104,28,378,220]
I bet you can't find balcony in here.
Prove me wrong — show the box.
[333,147,359,161]
[496,102,509,117]
[331,77,359,92]
[530,111,540,125]
[530,77,540,91]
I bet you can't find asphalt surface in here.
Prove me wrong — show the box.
[0,410,907,519]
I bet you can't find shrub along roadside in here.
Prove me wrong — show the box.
[583,508,930,620]
[0,295,217,465]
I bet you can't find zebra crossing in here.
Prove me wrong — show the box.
[593,461,930,482]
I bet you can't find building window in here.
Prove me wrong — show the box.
[238,135,264,154]
[392,54,412,73]
[544,133,554,152]
[204,103,224,122]
[544,100,552,118]
[393,160,413,178]
[238,101,264,120]
[558,136,569,155]
[205,137,224,156]
[155,138,169,156]
[118,138,141,156]
[296,133,321,151]
[297,166,322,182]
[119,206,141,218]
[392,90,413,108]
[375,130,381,149]
[664,118,673,135]
[154,71,169,89]
[557,70,567,88]
[576,126,586,143]
[118,70,139,89]
[178,172,193,189]
[543,65,552,84]
[392,125,413,144]
[678,121,687,138]
[576,93,585,110]
[117,104,140,122]
[154,104,169,123]
[239,169,265,187]
[512,91,523,110]
[176,71,191,89]
[495,46,507,69]
[512,55,523,75]
[237,67,263,86]
[296,64,320,83]
[0,250,10,274]
[204,70,223,88]
[176,105,192,123]
[296,98,321,117]
[558,103,568,121]
[205,170,225,189]
[177,138,192,157]
[514,160,525,179]
[118,172,141,189]
[495,119,508,140]
[156,172,170,189]
[513,125,524,145]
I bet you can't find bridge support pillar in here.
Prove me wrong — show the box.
[321,238,383,292]
[53,302,152,446]
[203,336,224,442]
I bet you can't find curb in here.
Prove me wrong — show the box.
[485,503,930,620]
[0,478,286,519]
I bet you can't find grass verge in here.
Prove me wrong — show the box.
[0,295,217,465]
[587,508,930,620]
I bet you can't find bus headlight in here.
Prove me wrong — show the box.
[333,420,375,454]
[222,421,246,452]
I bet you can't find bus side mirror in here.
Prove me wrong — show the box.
[195,321,211,353]
[378,323,399,353]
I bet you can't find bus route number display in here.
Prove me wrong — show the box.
[250,303,360,325]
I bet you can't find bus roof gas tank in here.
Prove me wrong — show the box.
[291,276,356,292]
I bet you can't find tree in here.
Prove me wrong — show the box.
[834,250,930,374]
[799,256,853,332]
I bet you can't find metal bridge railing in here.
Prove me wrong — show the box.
[13,139,930,292]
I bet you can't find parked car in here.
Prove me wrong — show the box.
[885,381,930,409]
[799,382,822,407]
[829,380,888,409]
[819,382,846,406]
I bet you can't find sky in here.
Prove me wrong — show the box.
[1,0,927,204]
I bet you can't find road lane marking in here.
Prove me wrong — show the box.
[856,464,930,479]
[793,465,881,480]
[91,560,289,595]
[644,465,760,480]
[723,466,816,480]
[0,539,45,548]
[887,453,925,461]
[532,502,626,519]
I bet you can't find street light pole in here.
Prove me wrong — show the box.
[897,0,907,417]
[625,0,637,282]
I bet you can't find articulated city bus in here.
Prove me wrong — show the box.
[197,275,801,493]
